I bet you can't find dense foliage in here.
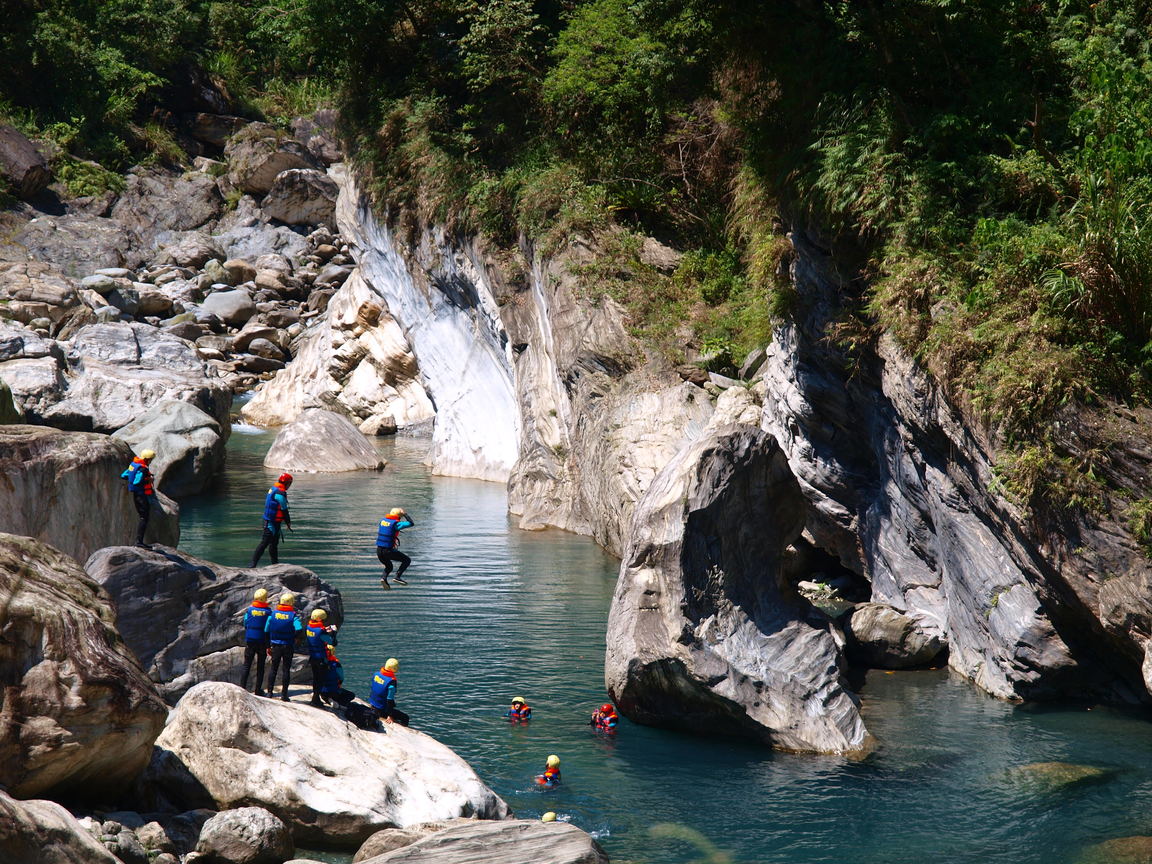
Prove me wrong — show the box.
[5,0,1152,437]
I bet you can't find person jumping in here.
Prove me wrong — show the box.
[376,507,414,589]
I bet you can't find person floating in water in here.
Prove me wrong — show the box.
[590,702,619,731]
[121,448,156,547]
[239,588,271,695]
[369,658,410,726]
[265,591,302,701]
[305,608,338,708]
[376,507,414,589]
[535,754,561,787]
[252,473,292,567]
[505,696,532,722]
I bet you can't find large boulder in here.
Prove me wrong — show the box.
[143,682,509,847]
[0,426,179,561]
[195,807,294,864]
[158,232,225,269]
[112,399,226,497]
[22,322,232,434]
[356,820,608,864]
[262,169,339,226]
[225,123,318,196]
[0,533,168,800]
[0,378,20,423]
[110,169,224,249]
[605,424,874,755]
[3,214,143,276]
[0,261,79,325]
[0,124,50,199]
[202,288,257,328]
[84,546,343,702]
[242,269,433,430]
[263,408,385,473]
[842,602,945,669]
[0,789,120,864]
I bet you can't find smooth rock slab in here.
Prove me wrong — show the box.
[0,789,120,864]
[262,169,339,227]
[358,820,608,864]
[0,533,168,800]
[195,807,294,864]
[264,408,385,473]
[113,399,225,497]
[85,546,342,702]
[202,288,257,328]
[0,425,179,561]
[144,682,509,847]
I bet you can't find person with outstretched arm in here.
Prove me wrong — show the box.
[376,508,414,589]
[252,473,292,567]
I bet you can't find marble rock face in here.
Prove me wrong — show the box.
[263,408,385,473]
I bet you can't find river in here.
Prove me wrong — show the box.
[178,427,1152,864]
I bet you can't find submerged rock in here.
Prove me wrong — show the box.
[263,408,385,473]
[143,682,509,847]
[1077,836,1152,864]
[605,425,873,755]
[112,399,225,497]
[0,533,168,800]
[356,820,608,864]
[84,545,342,702]
[0,789,120,864]
[1001,761,1113,795]
[0,425,179,561]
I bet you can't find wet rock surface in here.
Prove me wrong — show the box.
[143,682,509,847]
[84,545,342,702]
[0,533,168,800]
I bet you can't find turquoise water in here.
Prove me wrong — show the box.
[179,428,1152,864]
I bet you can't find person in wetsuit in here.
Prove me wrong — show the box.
[369,657,409,726]
[252,473,292,567]
[505,696,533,722]
[239,588,272,695]
[591,702,619,731]
[305,608,337,708]
[265,591,302,701]
[121,449,156,547]
[376,508,414,589]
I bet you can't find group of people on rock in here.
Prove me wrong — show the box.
[122,448,621,787]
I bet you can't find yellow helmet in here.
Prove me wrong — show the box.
[388,507,404,517]
[511,696,526,705]
[310,609,327,621]
[384,657,399,672]
[280,592,296,605]
[253,589,268,602]
[546,754,560,768]
[140,449,156,460]
[541,812,558,823]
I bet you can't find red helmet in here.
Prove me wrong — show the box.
[278,473,293,486]
[600,703,615,715]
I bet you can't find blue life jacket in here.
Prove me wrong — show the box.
[243,602,271,641]
[369,670,397,710]
[122,458,154,495]
[305,621,330,660]
[265,604,300,644]
[263,483,289,523]
[376,516,411,549]
[322,660,344,694]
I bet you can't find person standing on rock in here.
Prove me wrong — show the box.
[369,658,409,726]
[265,591,303,701]
[121,448,156,547]
[252,473,292,567]
[240,588,273,695]
[305,608,338,708]
[376,507,414,589]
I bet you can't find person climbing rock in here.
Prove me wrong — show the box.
[591,702,619,731]
[239,588,272,695]
[252,473,292,567]
[121,449,156,547]
[505,696,532,722]
[369,657,409,726]
[376,507,414,589]
[265,591,303,701]
[305,608,337,708]
[535,754,561,787]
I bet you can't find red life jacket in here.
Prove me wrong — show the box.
[132,458,154,495]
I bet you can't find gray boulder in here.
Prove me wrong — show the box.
[262,169,339,226]
[112,399,226,497]
[195,807,294,864]
[0,790,120,864]
[143,682,509,847]
[264,408,385,473]
[110,169,224,249]
[160,232,225,269]
[203,288,257,327]
[0,124,50,198]
[0,533,168,800]
[225,123,318,196]
[0,261,79,324]
[356,820,608,864]
[354,823,474,861]
[842,603,945,669]
[605,424,874,755]
[186,113,250,148]
[291,111,342,165]
[0,426,179,560]
[0,378,21,423]
[3,213,142,276]
[84,545,342,702]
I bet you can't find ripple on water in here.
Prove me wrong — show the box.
[179,432,1152,864]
